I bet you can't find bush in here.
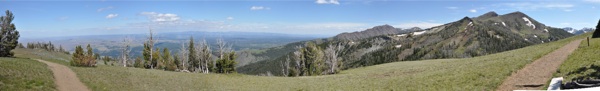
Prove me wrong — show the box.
[70,44,96,67]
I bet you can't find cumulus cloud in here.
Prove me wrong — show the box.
[106,14,118,19]
[97,6,114,12]
[316,0,340,5]
[140,12,180,22]
[250,6,270,10]
[469,9,477,13]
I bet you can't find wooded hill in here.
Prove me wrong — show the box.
[237,11,574,76]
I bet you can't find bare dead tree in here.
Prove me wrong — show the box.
[324,43,344,74]
[292,46,303,76]
[120,36,132,67]
[199,39,212,73]
[281,56,290,77]
[147,27,159,69]
[178,42,188,72]
[216,38,227,59]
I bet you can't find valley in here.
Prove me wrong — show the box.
[2,1,600,90]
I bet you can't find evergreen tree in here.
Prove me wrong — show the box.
[162,48,177,71]
[152,48,161,69]
[142,42,151,68]
[0,10,19,57]
[71,45,84,66]
[188,36,198,72]
[70,44,96,67]
[216,51,237,73]
[593,19,600,38]
[134,56,144,68]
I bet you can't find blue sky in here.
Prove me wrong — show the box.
[1,0,599,38]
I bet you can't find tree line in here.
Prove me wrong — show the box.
[280,41,345,77]
[70,29,237,74]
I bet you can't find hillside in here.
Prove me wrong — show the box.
[8,29,588,90]
[238,11,574,75]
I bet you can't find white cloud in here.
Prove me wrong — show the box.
[97,6,114,12]
[584,0,600,3]
[140,12,180,22]
[316,0,340,5]
[446,7,459,10]
[250,6,270,10]
[395,22,443,29]
[226,17,234,20]
[469,9,477,13]
[106,14,118,19]
[499,3,574,11]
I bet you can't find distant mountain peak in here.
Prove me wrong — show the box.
[374,24,395,29]
[459,16,473,22]
[502,11,528,18]
[475,11,499,20]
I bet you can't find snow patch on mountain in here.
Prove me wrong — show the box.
[522,17,535,29]
[502,22,507,27]
[395,45,402,48]
[396,34,407,37]
[413,31,426,35]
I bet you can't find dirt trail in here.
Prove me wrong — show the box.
[496,39,583,91]
[36,59,90,91]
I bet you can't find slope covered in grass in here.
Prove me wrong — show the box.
[13,33,587,90]
[555,32,600,81]
[0,57,56,90]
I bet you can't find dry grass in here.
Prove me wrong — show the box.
[9,33,588,90]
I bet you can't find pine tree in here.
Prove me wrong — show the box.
[188,36,198,72]
[162,48,177,71]
[0,10,20,57]
[142,42,151,68]
[134,56,144,68]
[71,45,84,66]
[593,19,600,38]
[152,48,161,69]
[85,44,96,66]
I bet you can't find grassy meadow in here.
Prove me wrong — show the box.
[0,57,56,91]
[555,33,600,82]
[5,33,588,90]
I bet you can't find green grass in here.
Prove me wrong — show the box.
[9,33,588,90]
[0,57,56,91]
[555,33,600,82]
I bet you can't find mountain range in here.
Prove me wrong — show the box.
[562,27,595,35]
[237,11,574,75]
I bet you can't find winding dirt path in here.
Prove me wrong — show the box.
[496,39,583,91]
[36,59,90,91]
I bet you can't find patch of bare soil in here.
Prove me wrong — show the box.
[36,59,90,91]
[496,39,583,91]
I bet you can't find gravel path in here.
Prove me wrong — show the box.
[496,39,583,91]
[36,59,90,91]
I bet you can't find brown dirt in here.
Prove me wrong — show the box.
[496,39,583,91]
[36,59,90,91]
